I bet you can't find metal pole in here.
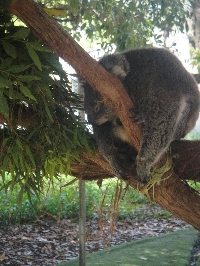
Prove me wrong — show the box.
[79,179,86,266]
[75,78,86,266]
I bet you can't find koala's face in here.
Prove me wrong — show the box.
[83,83,115,125]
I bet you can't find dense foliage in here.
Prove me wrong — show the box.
[41,0,192,51]
[0,176,148,225]
[0,10,91,196]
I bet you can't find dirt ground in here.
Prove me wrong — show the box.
[0,204,191,266]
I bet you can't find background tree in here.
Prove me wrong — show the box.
[1,0,200,228]
[39,0,192,50]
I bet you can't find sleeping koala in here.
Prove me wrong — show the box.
[82,48,200,183]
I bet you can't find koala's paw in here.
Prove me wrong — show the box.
[116,168,129,180]
[112,164,128,180]
[136,163,150,184]
[130,108,144,124]
[136,173,150,184]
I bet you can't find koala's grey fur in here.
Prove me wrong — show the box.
[82,48,200,183]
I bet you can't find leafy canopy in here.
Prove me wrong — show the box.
[41,0,192,51]
[0,9,91,196]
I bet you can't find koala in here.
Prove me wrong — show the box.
[82,47,200,183]
[91,117,138,179]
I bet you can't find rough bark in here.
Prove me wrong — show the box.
[72,140,200,183]
[8,0,200,230]
[171,140,200,182]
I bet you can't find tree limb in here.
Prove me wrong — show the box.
[72,140,200,183]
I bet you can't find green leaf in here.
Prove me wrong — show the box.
[0,77,13,88]
[17,75,41,82]
[24,161,31,174]
[45,133,52,144]
[12,151,19,168]
[19,153,25,171]
[0,57,13,70]
[25,145,36,167]
[43,100,53,121]
[27,42,51,52]
[11,28,30,39]
[6,88,26,101]
[69,0,79,15]
[0,91,9,120]
[43,7,66,17]
[2,137,9,147]
[2,40,17,59]
[19,83,37,102]
[8,64,32,73]
[2,154,9,172]
[16,187,24,207]
[27,45,42,71]
[16,139,23,150]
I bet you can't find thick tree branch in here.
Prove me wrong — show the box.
[171,140,200,182]
[8,0,200,230]
[72,140,200,183]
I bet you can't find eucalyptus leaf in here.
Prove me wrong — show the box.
[0,77,13,88]
[25,145,36,167]
[69,0,79,15]
[27,45,42,71]
[43,101,54,121]
[10,27,30,39]
[0,91,9,120]
[19,153,25,172]
[16,139,24,150]
[2,40,17,59]
[0,57,13,69]
[27,42,51,52]
[8,64,32,73]
[19,83,37,102]
[17,75,42,82]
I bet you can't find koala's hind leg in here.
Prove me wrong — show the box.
[136,125,174,183]
[136,97,195,183]
[136,110,183,183]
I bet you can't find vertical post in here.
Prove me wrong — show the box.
[72,77,86,266]
[79,179,86,266]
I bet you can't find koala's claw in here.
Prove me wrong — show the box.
[114,167,128,180]
[129,108,144,124]
[136,163,150,184]
[136,174,149,184]
[133,113,145,124]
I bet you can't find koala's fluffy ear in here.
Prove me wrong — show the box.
[99,54,130,80]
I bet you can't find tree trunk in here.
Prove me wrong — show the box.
[8,0,200,230]
[188,0,200,49]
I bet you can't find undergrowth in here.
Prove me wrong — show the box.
[0,175,148,226]
[1,174,199,226]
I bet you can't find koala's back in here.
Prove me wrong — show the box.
[97,48,200,182]
[99,48,200,137]
[123,48,197,94]
[100,48,198,99]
